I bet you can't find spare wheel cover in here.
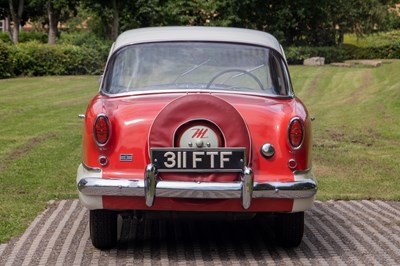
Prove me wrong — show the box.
[149,94,251,182]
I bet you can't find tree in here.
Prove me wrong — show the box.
[81,0,398,47]
[228,0,334,46]
[329,0,398,47]
[25,0,79,44]
[160,0,232,26]
[81,0,122,40]
[7,0,24,43]
[82,0,164,40]
[47,0,78,44]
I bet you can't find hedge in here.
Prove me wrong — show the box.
[0,41,109,78]
[285,46,348,64]
[0,42,13,79]
[343,43,400,60]
[0,31,48,44]
[0,39,399,79]
[285,42,400,65]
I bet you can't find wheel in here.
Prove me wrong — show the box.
[90,210,118,249]
[274,212,304,247]
[205,69,265,91]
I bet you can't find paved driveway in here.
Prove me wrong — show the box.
[1,200,400,265]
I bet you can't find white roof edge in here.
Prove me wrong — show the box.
[113,26,282,55]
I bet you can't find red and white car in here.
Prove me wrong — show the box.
[77,27,317,249]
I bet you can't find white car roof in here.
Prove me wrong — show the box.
[112,26,283,55]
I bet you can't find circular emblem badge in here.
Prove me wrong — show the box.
[178,125,220,148]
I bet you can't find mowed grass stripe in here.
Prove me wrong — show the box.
[0,76,97,244]
[291,61,400,200]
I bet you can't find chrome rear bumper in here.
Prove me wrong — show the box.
[78,164,317,210]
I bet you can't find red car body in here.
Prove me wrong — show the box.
[77,27,317,249]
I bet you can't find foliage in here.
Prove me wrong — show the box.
[0,41,12,78]
[344,43,400,60]
[342,30,400,60]
[229,0,336,46]
[2,0,398,46]
[344,30,400,48]
[389,13,400,29]
[19,31,48,43]
[0,32,11,43]
[1,41,107,77]
[0,31,48,43]
[328,0,398,47]
[285,30,400,63]
[58,31,112,52]
[81,0,167,40]
[285,47,348,64]
[160,0,232,27]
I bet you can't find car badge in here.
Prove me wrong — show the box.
[120,154,133,162]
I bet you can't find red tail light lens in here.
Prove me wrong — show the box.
[288,118,304,148]
[94,114,110,146]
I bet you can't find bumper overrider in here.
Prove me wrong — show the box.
[78,164,317,210]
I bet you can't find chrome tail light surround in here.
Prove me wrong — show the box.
[288,117,305,150]
[93,114,111,147]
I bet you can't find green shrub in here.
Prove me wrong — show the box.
[285,46,348,64]
[343,42,400,60]
[0,31,48,43]
[286,42,400,64]
[0,41,13,78]
[6,41,107,77]
[59,32,111,63]
[0,32,11,43]
[19,31,48,43]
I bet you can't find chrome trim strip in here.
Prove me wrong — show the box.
[77,167,317,208]
[101,89,294,99]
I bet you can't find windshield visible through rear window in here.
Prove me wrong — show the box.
[103,42,292,96]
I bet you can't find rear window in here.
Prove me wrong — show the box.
[103,42,292,96]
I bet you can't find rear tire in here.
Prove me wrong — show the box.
[90,210,118,249]
[274,212,304,247]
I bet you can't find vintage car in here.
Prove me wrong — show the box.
[77,26,317,249]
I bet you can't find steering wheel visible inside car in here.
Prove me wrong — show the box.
[205,69,265,91]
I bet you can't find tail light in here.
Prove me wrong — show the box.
[288,118,304,149]
[94,114,111,146]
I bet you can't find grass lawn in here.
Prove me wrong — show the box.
[0,76,98,243]
[291,60,400,200]
[1,62,400,243]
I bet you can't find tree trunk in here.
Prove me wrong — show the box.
[8,0,24,44]
[7,17,13,42]
[47,1,58,45]
[111,0,119,41]
[337,28,344,48]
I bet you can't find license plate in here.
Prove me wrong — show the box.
[151,148,245,172]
